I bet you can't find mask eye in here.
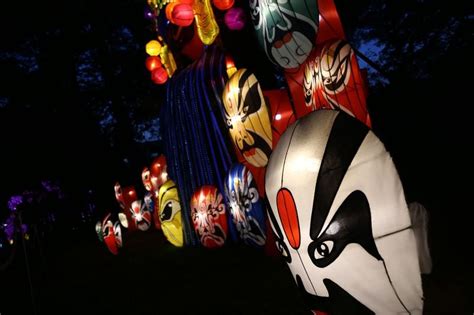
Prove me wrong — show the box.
[313,240,334,260]
[160,201,173,222]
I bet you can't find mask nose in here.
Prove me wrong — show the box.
[277,188,300,249]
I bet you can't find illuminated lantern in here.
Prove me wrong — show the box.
[263,89,296,147]
[179,0,195,5]
[224,7,245,31]
[222,68,272,168]
[224,164,266,247]
[249,0,318,69]
[114,183,138,230]
[212,0,234,11]
[145,56,162,72]
[165,2,177,23]
[114,182,126,209]
[141,167,153,192]
[265,110,423,314]
[150,155,168,192]
[151,66,168,84]
[193,0,220,45]
[158,180,184,247]
[130,200,152,231]
[102,213,122,255]
[145,40,162,56]
[171,4,195,27]
[303,39,371,127]
[190,185,228,248]
[95,221,103,242]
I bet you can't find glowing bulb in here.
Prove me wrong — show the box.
[275,113,282,121]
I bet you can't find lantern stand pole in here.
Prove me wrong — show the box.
[19,212,37,315]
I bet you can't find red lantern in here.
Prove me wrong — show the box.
[172,4,194,26]
[224,7,245,31]
[213,0,234,11]
[151,66,168,84]
[145,56,162,72]
[178,0,194,5]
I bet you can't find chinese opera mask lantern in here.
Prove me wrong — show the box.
[249,0,319,69]
[114,183,138,230]
[150,155,169,192]
[95,221,103,242]
[223,68,272,167]
[303,40,371,127]
[158,180,184,247]
[130,200,152,231]
[141,167,153,192]
[265,110,423,314]
[191,185,228,248]
[224,164,266,247]
[102,213,123,255]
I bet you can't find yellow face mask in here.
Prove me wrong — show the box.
[223,68,273,167]
[158,180,184,247]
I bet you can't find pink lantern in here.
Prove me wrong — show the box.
[171,4,194,27]
[224,7,245,31]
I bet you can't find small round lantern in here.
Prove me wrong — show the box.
[213,0,234,11]
[146,40,162,56]
[171,4,194,27]
[151,67,168,84]
[145,56,162,72]
[224,7,245,31]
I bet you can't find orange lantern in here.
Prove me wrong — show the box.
[213,0,234,11]
[145,56,162,72]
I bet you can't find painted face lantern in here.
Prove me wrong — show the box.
[303,40,371,127]
[223,68,272,167]
[130,200,152,231]
[265,110,423,314]
[249,0,319,69]
[102,213,123,255]
[158,180,184,247]
[141,167,153,192]
[225,164,266,247]
[114,183,138,230]
[191,185,228,248]
[150,155,169,192]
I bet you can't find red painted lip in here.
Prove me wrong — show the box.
[274,32,293,48]
[243,148,256,158]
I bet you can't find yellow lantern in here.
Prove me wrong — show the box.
[222,68,273,167]
[158,180,184,247]
[146,40,162,56]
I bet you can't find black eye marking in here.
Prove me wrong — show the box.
[308,190,382,268]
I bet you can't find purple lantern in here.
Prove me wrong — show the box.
[224,7,246,31]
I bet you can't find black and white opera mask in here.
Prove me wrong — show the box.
[265,110,423,314]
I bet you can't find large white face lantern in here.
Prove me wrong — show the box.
[265,110,423,314]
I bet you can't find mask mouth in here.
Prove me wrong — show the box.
[202,224,226,246]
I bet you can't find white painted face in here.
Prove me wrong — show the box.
[265,110,423,314]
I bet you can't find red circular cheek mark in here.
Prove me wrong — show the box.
[276,188,300,249]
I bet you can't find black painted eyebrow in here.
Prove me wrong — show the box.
[310,112,369,240]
